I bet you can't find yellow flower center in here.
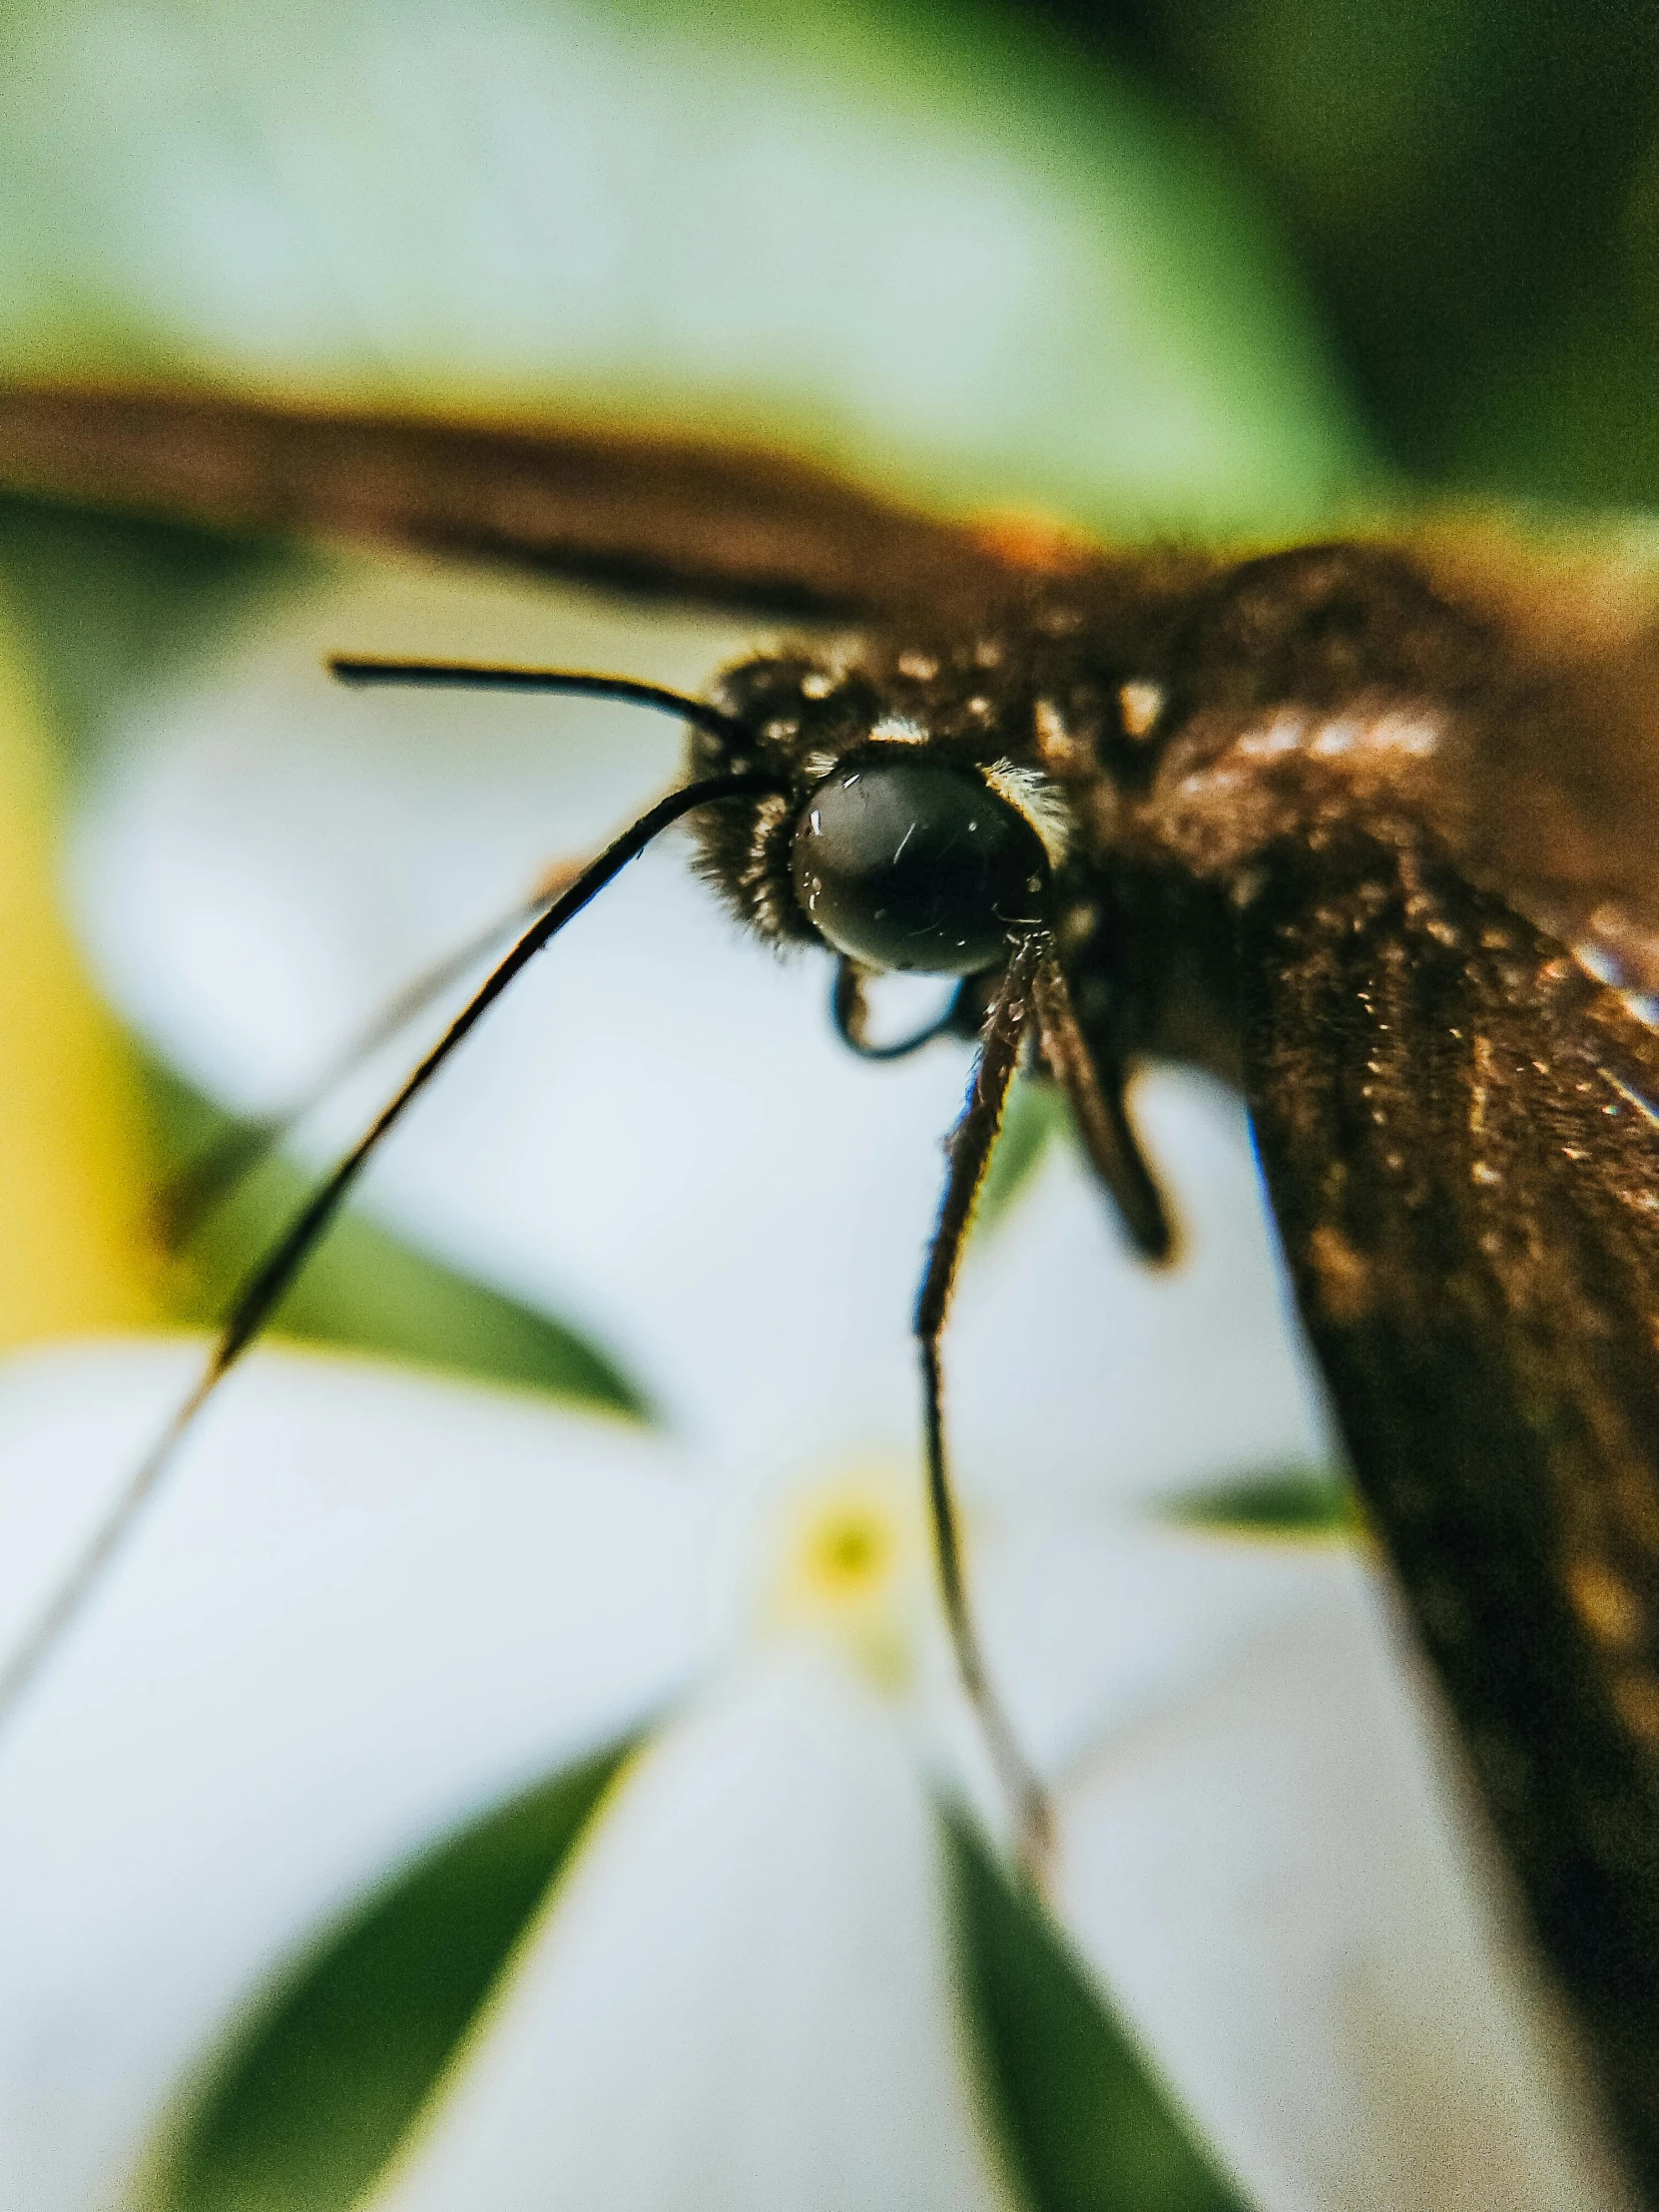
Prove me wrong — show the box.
[764,1462,931,1693]
[807,1505,891,1593]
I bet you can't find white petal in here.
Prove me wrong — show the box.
[74,569,740,1091]
[949,1070,1330,1512]
[0,1340,725,2212]
[968,1521,1346,1783]
[1046,1536,1632,2212]
[363,1650,1016,2212]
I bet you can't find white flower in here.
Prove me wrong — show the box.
[0,573,1629,2211]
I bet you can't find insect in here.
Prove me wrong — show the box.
[1,381,1659,2197]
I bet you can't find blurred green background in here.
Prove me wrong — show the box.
[1030,0,1659,505]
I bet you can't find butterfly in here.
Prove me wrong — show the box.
[2,379,1659,2196]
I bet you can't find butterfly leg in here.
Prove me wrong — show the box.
[830,958,974,1060]
[914,931,1053,1878]
[1032,952,1175,1263]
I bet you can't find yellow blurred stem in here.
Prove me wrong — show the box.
[0,609,159,1339]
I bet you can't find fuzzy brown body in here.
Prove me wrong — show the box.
[5,384,1659,2198]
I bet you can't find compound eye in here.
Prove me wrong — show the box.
[790,759,1051,974]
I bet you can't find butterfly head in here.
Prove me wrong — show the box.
[688,643,1071,975]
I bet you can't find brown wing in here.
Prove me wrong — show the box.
[1239,831,1659,2197]
[1402,531,1659,970]
[0,381,1018,624]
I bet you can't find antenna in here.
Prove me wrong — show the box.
[328,658,750,748]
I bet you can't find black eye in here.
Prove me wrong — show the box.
[790,759,1051,974]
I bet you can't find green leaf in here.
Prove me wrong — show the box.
[1168,1462,1361,1537]
[947,1815,1249,2212]
[1132,0,1659,507]
[0,495,304,778]
[145,1053,649,1418]
[151,1741,635,2212]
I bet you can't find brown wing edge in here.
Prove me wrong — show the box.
[0,380,1021,625]
[1238,831,1659,2203]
